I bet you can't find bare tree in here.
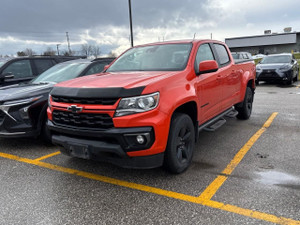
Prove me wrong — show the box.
[43,47,56,56]
[24,48,36,56]
[81,44,93,57]
[17,51,26,56]
[91,45,101,58]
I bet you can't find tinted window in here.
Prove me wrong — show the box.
[2,60,33,79]
[85,62,108,75]
[34,59,54,74]
[195,44,215,73]
[214,44,230,65]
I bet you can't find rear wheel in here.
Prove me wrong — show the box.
[164,113,195,174]
[236,87,253,120]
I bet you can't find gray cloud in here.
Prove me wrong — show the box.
[0,0,299,56]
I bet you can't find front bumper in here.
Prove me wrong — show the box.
[256,69,293,82]
[51,134,164,169]
[0,109,39,138]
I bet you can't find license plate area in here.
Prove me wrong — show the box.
[68,143,90,159]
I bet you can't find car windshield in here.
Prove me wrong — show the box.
[107,43,192,72]
[31,62,88,84]
[260,55,291,64]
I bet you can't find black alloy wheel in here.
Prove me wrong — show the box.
[164,113,195,174]
[236,87,253,120]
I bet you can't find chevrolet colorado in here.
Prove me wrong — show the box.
[47,40,256,173]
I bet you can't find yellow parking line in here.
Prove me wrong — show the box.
[33,151,61,161]
[198,112,278,201]
[0,147,299,224]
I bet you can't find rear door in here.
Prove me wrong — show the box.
[212,43,241,111]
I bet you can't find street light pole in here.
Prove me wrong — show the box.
[128,0,134,47]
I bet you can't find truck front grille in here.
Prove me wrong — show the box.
[52,96,119,105]
[52,110,114,129]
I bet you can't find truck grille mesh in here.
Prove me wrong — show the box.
[52,96,118,105]
[52,110,114,129]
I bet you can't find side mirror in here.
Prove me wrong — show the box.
[0,72,14,80]
[103,65,110,71]
[198,60,219,75]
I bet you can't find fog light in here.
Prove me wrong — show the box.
[136,135,145,144]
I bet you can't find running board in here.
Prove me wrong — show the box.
[203,118,226,132]
[198,107,234,132]
[225,109,238,118]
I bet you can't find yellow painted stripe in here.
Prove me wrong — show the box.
[0,150,299,224]
[33,151,61,162]
[198,112,278,200]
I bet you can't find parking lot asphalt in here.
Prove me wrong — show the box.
[0,82,300,225]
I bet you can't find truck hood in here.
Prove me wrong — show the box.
[0,82,54,102]
[55,71,178,89]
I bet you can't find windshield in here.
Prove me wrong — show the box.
[260,55,291,64]
[107,43,192,72]
[31,62,88,84]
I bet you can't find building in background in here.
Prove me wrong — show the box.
[225,29,300,55]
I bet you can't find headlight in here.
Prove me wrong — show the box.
[256,66,262,71]
[3,96,42,106]
[279,65,292,71]
[115,92,159,117]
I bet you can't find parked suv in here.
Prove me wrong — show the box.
[0,57,115,141]
[0,56,85,87]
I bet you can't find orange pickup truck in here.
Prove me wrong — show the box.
[47,40,256,173]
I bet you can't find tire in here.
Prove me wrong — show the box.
[287,76,293,85]
[41,118,52,144]
[164,113,195,174]
[236,87,253,120]
[293,69,299,82]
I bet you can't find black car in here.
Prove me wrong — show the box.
[0,56,85,87]
[0,57,115,141]
[256,53,299,85]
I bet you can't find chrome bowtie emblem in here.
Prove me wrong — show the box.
[67,105,83,113]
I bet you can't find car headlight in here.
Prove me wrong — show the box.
[279,65,292,71]
[256,66,262,71]
[3,96,42,106]
[115,92,159,117]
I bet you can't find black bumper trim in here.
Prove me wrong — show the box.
[47,120,155,152]
[52,134,164,169]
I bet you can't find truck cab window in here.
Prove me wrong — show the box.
[195,43,215,73]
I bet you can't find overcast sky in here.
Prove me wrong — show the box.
[0,0,299,56]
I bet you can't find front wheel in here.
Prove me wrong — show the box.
[164,113,195,174]
[236,87,253,120]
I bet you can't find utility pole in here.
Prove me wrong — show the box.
[66,32,71,55]
[193,33,196,40]
[128,0,134,47]
[56,44,61,55]
[210,33,212,40]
